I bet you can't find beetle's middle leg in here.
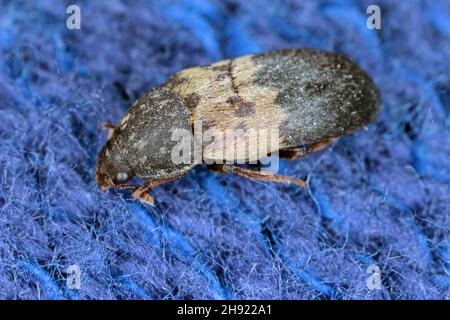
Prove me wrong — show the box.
[208,164,306,188]
[279,138,335,160]
[131,177,177,205]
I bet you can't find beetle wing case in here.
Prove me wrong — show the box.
[167,48,380,162]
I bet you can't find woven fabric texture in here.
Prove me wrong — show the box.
[0,0,449,299]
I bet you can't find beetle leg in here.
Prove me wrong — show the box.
[101,123,116,140]
[279,138,335,160]
[208,164,306,188]
[131,177,178,205]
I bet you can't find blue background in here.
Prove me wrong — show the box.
[0,0,449,299]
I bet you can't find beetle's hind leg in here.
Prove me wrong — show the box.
[279,138,335,160]
[131,177,177,205]
[208,164,306,188]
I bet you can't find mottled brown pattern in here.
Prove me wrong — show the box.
[210,63,229,81]
[236,121,248,131]
[163,74,188,91]
[210,63,229,73]
[165,49,379,161]
[201,119,217,132]
[184,92,201,112]
[215,73,228,81]
[168,55,284,162]
[226,95,256,117]
[227,59,239,95]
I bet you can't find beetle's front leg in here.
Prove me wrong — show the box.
[132,186,155,205]
[208,164,306,188]
[131,177,178,205]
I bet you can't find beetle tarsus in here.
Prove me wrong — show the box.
[131,177,179,205]
[208,164,306,188]
[132,188,155,205]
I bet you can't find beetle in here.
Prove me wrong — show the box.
[96,48,380,204]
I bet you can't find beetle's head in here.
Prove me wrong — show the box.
[96,87,196,192]
[96,140,134,190]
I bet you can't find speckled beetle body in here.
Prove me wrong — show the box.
[96,48,380,204]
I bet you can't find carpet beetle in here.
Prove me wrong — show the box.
[96,49,380,204]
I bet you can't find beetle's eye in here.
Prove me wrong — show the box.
[116,172,128,182]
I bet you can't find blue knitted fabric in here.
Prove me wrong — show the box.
[0,0,449,300]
